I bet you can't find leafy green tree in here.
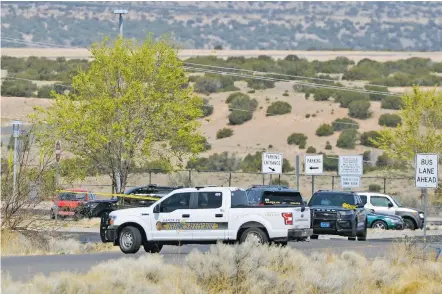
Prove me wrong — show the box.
[31,36,205,193]
[332,117,359,131]
[266,101,292,116]
[348,100,372,119]
[378,113,402,127]
[316,124,334,136]
[381,95,403,110]
[371,86,442,164]
[336,128,358,149]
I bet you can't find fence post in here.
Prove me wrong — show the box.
[383,177,387,193]
[278,174,281,185]
[149,170,152,185]
[188,170,192,187]
[229,173,232,186]
[332,176,335,190]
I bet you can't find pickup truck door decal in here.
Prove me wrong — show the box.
[155,222,228,230]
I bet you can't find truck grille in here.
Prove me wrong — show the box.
[313,210,337,220]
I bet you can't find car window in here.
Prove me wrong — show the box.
[159,192,191,212]
[88,193,96,200]
[370,196,393,207]
[60,192,86,201]
[231,190,249,207]
[261,191,303,205]
[196,192,222,209]
[309,193,355,206]
[359,195,367,205]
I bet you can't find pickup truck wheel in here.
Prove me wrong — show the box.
[357,223,367,241]
[119,226,142,254]
[403,218,416,230]
[240,228,269,244]
[143,243,163,253]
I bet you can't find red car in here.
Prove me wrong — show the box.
[50,189,96,219]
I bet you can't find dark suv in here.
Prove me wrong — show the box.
[308,190,367,241]
[123,184,183,207]
[246,185,305,206]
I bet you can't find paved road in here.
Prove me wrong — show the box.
[2,238,399,282]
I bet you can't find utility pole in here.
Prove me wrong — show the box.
[55,140,61,188]
[113,9,128,198]
[11,120,21,200]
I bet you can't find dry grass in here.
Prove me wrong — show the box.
[2,239,441,294]
[26,217,101,230]
[1,229,116,256]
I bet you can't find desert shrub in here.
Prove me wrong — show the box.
[214,44,223,50]
[240,152,293,172]
[36,85,56,98]
[227,94,258,125]
[1,79,37,97]
[247,89,256,94]
[266,101,292,116]
[186,152,241,171]
[201,98,214,117]
[246,79,275,90]
[216,128,233,139]
[299,141,306,149]
[376,152,391,168]
[305,114,311,118]
[348,100,372,119]
[270,178,289,186]
[313,88,333,101]
[226,92,248,104]
[364,85,390,101]
[332,117,359,131]
[369,184,382,192]
[287,133,307,145]
[360,131,381,147]
[315,124,334,136]
[336,129,358,149]
[325,141,332,150]
[194,75,238,94]
[323,154,338,171]
[282,91,289,97]
[306,146,317,154]
[362,150,371,162]
[335,91,370,108]
[381,95,403,110]
[378,113,401,127]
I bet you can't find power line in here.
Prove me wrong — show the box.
[2,76,73,88]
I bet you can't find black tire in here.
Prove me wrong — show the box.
[143,243,163,253]
[371,220,388,230]
[100,213,109,243]
[119,226,142,254]
[273,241,288,247]
[403,218,416,230]
[348,237,356,241]
[310,234,319,240]
[357,221,367,241]
[239,228,269,244]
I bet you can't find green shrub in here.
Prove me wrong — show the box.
[287,133,307,145]
[1,79,37,97]
[376,153,391,168]
[306,146,317,154]
[247,89,256,94]
[299,141,306,149]
[282,91,289,97]
[216,128,233,139]
[305,114,311,118]
[201,98,214,117]
[369,184,382,192]
[336,128,358,149]
[378,113,401,127]
[335,91,370,108]
[323,153,338,171]
[364,85,389,101]
[381,96,404,110]
[186,152,241,171]
[325,141,332,150]
[37,85,56,98]
[228,111,252,125]
[246,79,275,90]
[227,94,258,125]
[266,101,292,116]
[363,151,371,162]
[270,178,289,186]
[332,117,359,131]
[348,100,372,119]
[315,124,334,136]
[240,152,293,172]
[194,75,238,94]
[313,88,333,101]
[226,92,249,104]
[360,131,381,147]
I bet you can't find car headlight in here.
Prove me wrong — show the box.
[109,215,117,225]
[419,213,424,219]
[338,210,353,217]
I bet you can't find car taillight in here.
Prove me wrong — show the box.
[258,202,264,206]
[282,212,293,225]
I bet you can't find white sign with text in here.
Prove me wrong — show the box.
[415,153,439,188]
[305,154,324,175]
[262,152,283,174]
[340,176,361,188]
[339,155,363,176]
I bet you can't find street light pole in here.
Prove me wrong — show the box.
[113,9,128,38]
[11,120,22,199]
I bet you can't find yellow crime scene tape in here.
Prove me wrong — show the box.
[56,190,162,201]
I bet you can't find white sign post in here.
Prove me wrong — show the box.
[262,152,283,186]
[339,155,363,190]
[305,154,323,194]
[415,153,439,255]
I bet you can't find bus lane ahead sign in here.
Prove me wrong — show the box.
[415,153,439,188]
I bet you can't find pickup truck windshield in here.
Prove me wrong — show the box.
[309,193,355,207]
[231,190,249,207]
[262,191,303,205]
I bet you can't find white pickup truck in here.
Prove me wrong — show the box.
[100,186,313,254]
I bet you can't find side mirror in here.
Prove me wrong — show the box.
[153,204,160,213]
[388,203,394,208]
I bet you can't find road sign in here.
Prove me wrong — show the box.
[340,176,361,188]
[415,153,439,188]
[339,155,363,176]
[305,154,323,175]
[262,152,283,174]
[55,140,61,163]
